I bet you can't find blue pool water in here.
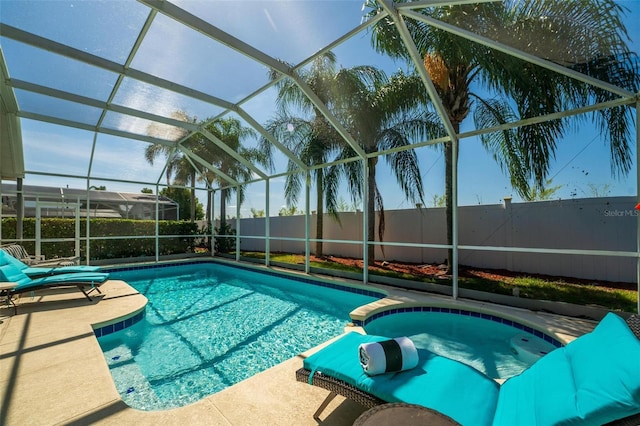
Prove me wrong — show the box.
[365,311,558,380]
[97,263,381,410]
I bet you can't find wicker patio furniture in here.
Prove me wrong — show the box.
[296,314,640,425]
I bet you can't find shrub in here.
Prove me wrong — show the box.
[1,218,198,260]
[214,222,236,253]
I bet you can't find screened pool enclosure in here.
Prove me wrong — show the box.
[1,0,639,312]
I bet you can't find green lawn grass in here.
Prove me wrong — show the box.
[238,251,637,312]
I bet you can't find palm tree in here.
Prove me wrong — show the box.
[185,117,272,229]
[365,0,639,271]
[172,155,198,222]
[144,143,179,187]
[144,145,200,222]
[332,68,445,262]
[145,111,198,221]
[265,52,347,258]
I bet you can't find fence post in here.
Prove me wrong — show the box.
[504,196,513,271]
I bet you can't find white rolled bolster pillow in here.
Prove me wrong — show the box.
[358,336,419,376]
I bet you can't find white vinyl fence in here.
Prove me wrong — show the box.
[235,196,638,283]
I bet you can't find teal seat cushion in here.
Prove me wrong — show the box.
[0,263,32,286]
[0,250,29,271]
[26,271,108,286]
[22,265,102,277]
[0,262,108,292]
[493,313,640,425]
[304,332,499,426]
[565,312,640,424]
[491,347,577,425]
[1,250,101,277]
[304,332,381,385]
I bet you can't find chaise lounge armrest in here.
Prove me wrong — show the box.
[0,243,78,266]
[29,256,79,267]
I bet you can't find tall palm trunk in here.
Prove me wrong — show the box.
[445,122,461,273]
[205,188,212,252]
[315,171,324,258]
[220,188,227,230]
[367,157,377,263]
[427,57,468,274]
[206,189,212,223]
[190,170,196,223]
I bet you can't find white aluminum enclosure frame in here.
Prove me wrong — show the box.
[0,0,638,312]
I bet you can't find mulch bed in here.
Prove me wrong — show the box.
[310,255,636,292]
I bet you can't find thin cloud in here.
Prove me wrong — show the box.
[263,8,278,33]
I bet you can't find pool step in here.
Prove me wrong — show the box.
[103,344,163,409]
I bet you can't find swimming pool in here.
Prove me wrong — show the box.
[364,308,560,380]
[96,262,383,410]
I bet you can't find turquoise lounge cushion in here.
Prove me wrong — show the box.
[565,312,640,424]
[305,332,381,384]
[22,271,108,288]
[304,332,499,426]
[0,262,108,292]
[21,265,102,277]
[0,250,28,270]
[493,313,640,425]
[0,263,32,286]
[491,346,576,425]
[0,249,101,277]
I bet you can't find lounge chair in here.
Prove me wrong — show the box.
[0,263,109,314]
[0,250,101,278]
[0,243,79,266]
[297,313,640,426]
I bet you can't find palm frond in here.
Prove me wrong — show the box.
[378,130,425,205]
[335,146,364,205]
[284,163,303,207]
[324,165,342,221]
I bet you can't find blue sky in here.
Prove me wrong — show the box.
[2,0,639,218]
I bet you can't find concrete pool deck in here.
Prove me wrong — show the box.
[0,275,598,425]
